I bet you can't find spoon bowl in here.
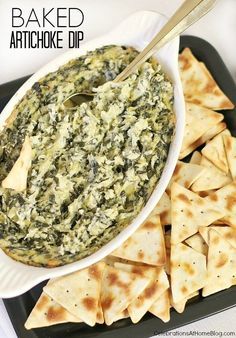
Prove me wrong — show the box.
[63,92,94,107]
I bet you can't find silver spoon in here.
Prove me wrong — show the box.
[63,0,217,107]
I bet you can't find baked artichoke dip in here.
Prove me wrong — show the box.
[0,45,174,267]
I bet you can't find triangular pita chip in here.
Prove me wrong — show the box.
[43,262,105,326]
[171,183,224,244]
[2,135,32,191]
[201,130,231,174]
[185,233,208,256]
[149,290,170,323]
[151,192,171,226]
[171,243,207,303]
[190,151,202,165]
[25,292,82,329]
[170,291,199,314]
[180,102,223,153]
[223,135,236,180]
[179,48,234,110]
[179,122,227,160]
[191,156,231,192]
[199,226,236,249]
[112,214,166,266]
[206,182,236,228]
[101,265,150,325]
[114,263,169,323]
[166,161,205,194]
[202,229,236,297]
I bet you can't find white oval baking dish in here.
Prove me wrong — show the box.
[0,10,185,298]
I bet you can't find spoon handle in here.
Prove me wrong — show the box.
[114,0,217,82]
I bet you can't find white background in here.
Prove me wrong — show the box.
[0,0,236,337]
[0,0,236,84]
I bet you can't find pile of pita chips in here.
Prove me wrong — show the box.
[191,156,231,192]
[205,182,236,228]
[199,226,236,249]
[166,160,205,195]
[25,47,236,331]
[113,263,169,323]
[179,47,234,110]
[101,265,150,325]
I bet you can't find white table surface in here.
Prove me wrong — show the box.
[0,0,235,337]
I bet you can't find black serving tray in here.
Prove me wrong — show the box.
[1,36,236,338]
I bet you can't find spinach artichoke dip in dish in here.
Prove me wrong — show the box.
[0,45,175,267]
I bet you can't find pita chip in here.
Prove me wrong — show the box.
[114,263,169,323]
[185,233,208,256]
[180,102,224,153]
[201,130,231,174]
[179,122,227,160]
[43,262,105,327]
[205,182,236,229]
[223,135,236,180]
[171,183,224,244]
[149,290,170,323]
[2,135,32,191]
[166,161,205,194]
[171,291,199,314]
[191,156,231,192]
[25,292,82,329]
[112,214,166,266]
[190,151,202,165]
[202,229,236,297]
[171,243,207,303]
[101,265,150,325]
[151,192,171,226]
[179,47,234,110]
[199,226,236,249]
